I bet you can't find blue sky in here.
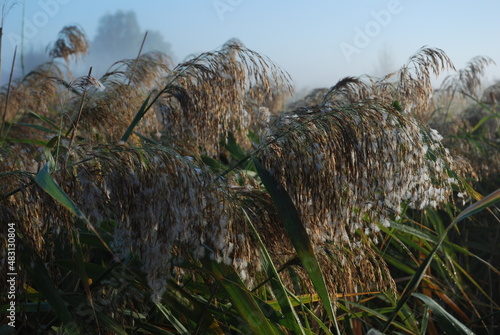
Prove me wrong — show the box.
[2,0,500,90]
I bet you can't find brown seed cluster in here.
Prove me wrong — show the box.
[0,34,469,308]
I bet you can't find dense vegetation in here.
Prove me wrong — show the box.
[1,25,499,334]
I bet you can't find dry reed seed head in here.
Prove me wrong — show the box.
[73,74,161,142]
[260,102,460,247]
[155,40,292,156]
[286,88,332,111]
[0,62,65,126]
[384,47,454,117]
[2,145,211,300]
[70,75,105,92]
[257,102,462,299]
[481,80,500,106]
[317,48,454,123]
[429,59,498,181]
[441,56,495,99]
[39,145,256,300]
[48,25,89,63]
[1,141,324,301]
[103,51,173,89]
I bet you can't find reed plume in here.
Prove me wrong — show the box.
[0,39,475,329]
[155,39,292,155]
[48,25,89,64]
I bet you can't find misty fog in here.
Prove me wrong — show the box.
[10,10,173,81]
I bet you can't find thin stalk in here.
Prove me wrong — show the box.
[192,282,219,335]
[0,1,16,82]
[1,45,17,138]
[20,0,26,75]
[127,31,148,86]
[66,67,93,164]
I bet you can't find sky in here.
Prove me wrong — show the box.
[2,0,500,91]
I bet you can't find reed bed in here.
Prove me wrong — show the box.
[0,25,499,334]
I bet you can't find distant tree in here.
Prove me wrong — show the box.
[90,10,173,71]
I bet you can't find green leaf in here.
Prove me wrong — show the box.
[392,100,402,112]
[382,188,500,333]
[120,93,152,142]
[1,137,48,146]
[210,261,282,335]
[253,158,340,332]
[243,209,308,335]
[155,302,191,335]
[453,188,500,223]
[137,323,176,335]
[224,131,247,161]
[34,163,87,220]
[21,245,81,335]
[337,298,417,334]
[201,155,227,172]
[27,110,61,130]
[34,163,116,259]
[161,279,224,334]
[93,312,129,335]
[413,293,474,335]
[43,136,61,171]
[16,122,58,134]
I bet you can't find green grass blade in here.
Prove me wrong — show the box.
[453,188,500,223]
[161,279,224,334]
[34,163,87,220]
[243,209,308,335]
[120,92,152,142]
[137,323,176,335]
[16,122,58,134]
[155,302,191,335]
[413,293,475,334]
[21,243,81,335]
[337,298,417,334]
[93,313,128,335]
[71,230,100,332]
[210,261,283,335]
[253,158,339,333]
[27,110,62,130]
[382,188,500,333]
[0,137,48,146]
[285,291,334,335]
[224,131,247,161]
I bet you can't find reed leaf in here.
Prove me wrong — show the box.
[382,188,500,332]
[34,162,87,220]
[253,157,340,333]
[155,302,191,335]
[20,241,81,335]
[210,260,283,335]
[413,293,474,335]
[243,208,308,335]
